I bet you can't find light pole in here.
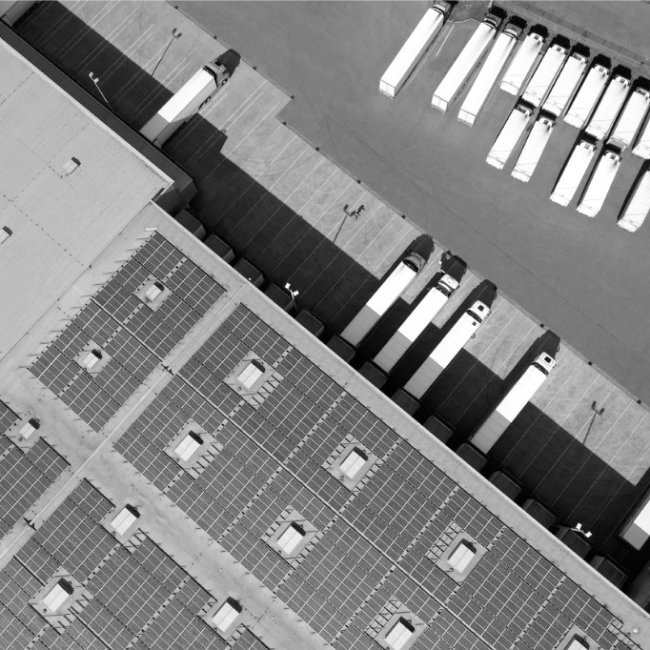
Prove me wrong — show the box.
[88,72,109,106]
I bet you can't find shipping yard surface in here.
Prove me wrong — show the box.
[170,0,650,414]
[12,0,650,572]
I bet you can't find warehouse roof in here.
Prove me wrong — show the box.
[0,36,172,360]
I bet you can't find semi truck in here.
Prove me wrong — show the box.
[379,3,451,98]
[372,274,459,373]
[632,116,650,159]
[402,300,490,399]
[564,63,610,128]
[500,29,545,95]
[620,490,650,550]
[339,252,426,347]
[585,74,631,140]
[140,59,230,146]
[458,22,522,126]
[542,52,588,117]
[618,170,650,232]
[431,13,502,112]
[608,87,650,150]
[576,149,622,217]
[486,102,533,169]
[550,139,596,206]
[511,115,554,182]
[469,352,556,454]
[522,42,567,107]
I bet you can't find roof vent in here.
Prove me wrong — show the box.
[62,157,80,176]
[82,349,103,370]
[0,226,11,244]
[277,523,305,554]
[19,418,40,440]
[43,579,74,613]
[212,598,242,633]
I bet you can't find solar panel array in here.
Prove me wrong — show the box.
[0,400,69,540]
[30,233,225,431]
[112,303,643,650]
[0,480,269,650]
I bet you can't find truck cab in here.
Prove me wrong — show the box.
[205,60,230,89]
[532,352,557,375]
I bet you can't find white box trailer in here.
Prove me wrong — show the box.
[486,102,533,169]
[632,114,650,159]
[431,14,501,112]
[542,53,588,117]
[458,23,521,126]
[403,301,490,399]
[373,274,459,373]
[511,115,554,182]
[577,149,622,217]
[608,87,650,150]
[340,253,426,347]
[620,490,650,550]
[618,170,650,232]
[564,63,610,128]
[522,43,567,107]
[585,74,631,140]
[140,60,230,146]
[379,3,450,98]
[550,140,596,206]
[500,30,545,95]
[470,352,556,454]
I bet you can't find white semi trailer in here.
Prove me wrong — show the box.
[500,29,545,95]
[618,170,650,232]
[486,102,533,169]
[632,116,650,159]
[511,115,554,182]
[379,3,451,98]
[470,352,557,454]
[564,63,610,128]
[585,74,631,140]
[620,491,650,550]
[431,14,502,112]
[402,301,491,400]
[608,88,650,150]
[140,59,230,146]
[522,42,567,107]
[458,22,522,126]
[340,253,426,347]
[542,52,588,117]
[373,274,459,373]
[550,140,596,206]
[577,149,622,217]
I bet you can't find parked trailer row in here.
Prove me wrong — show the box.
[500,29,545,95]
[402,300,491,400]
[511,115,554,182]
[550,140,596,207]
[618,170,650,232]
[458,22,522,126]
[609,87,650,150]
[564,63,610,128]
[140,59,230,146]
[373,274,459,373]
[432,14,502,112]
[379,3,450,98]
[340,253,426,347]
[522,42,567,107]
[486,102,533,169]
[542,52,588,117]
[470,352,557,454]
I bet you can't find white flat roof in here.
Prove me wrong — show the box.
[0,38,171,358]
